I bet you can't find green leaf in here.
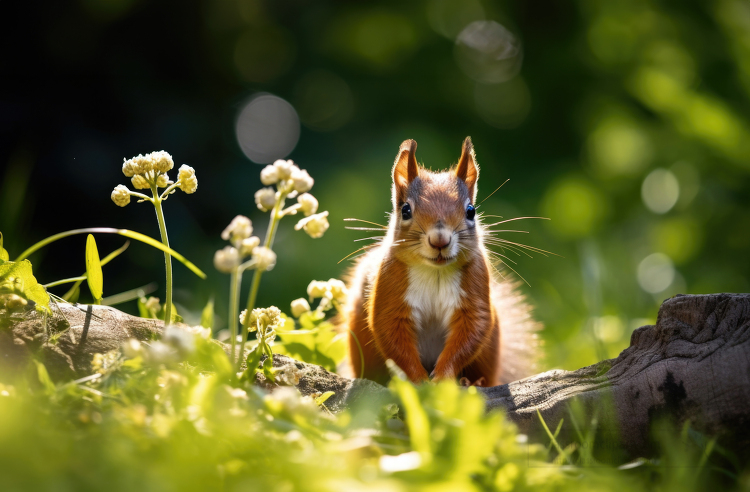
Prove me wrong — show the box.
[0,259,51,314]
[389,372,432,461]
[85,235,103,303]
[33,360,56,395]
[200,297,214,329]
[61,240,130,301]
[0,232,8,262]
[15,228,206,279]
[314,391,335,406]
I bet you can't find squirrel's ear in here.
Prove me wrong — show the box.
[455,136,479,202]
[392,139,419,206]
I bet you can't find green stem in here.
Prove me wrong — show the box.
[152,187,173,325]
[228,269,239,363]
[238,187,288,367]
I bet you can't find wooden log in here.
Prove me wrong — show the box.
[479,293,750,457]
[0,303,387,413]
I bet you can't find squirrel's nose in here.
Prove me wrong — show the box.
[428,232,451,250]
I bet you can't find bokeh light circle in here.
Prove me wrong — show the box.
[637,253,675,294]
[454,20,522,83]
[235,94,300,164]
[642,168,680,214]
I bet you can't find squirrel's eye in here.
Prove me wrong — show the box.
[401,203,412,220]
[466,204,476,220]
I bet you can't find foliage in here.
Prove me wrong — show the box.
[0,328,746,491]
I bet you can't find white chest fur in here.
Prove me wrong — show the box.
[405,265,463,372]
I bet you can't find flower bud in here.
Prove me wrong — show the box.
[239,309,256,331]
[239,236,260,257]
[297,193,318,216]
[145,296,161,314]
[290,298,310,318]
[151,151,174,173]
[295,211,329,239]
[213,246,240,273]
[111,185,131,207]
[307,280,328,299]
[178,164,198,194]
[122,158,137,177]
[327,279,348,301]
[221,215,253,245]
[255,188,277,212]
[131,175,150,190]
[291,169,314,193]
[252,246,277,271]
[156,173,172,189]
[260,165,279,185]
[273,159,298,180]
[122,339,142,358]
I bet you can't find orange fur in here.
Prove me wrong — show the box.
[342,137,539,386]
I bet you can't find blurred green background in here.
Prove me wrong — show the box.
[2,0,749,372]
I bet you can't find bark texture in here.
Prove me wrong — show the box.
[479,293,750,456]
[2,293,749,456]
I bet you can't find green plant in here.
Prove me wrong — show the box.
[213,159,330,368]
[110,151,199,324]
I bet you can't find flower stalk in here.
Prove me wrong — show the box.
[110,151,198,325]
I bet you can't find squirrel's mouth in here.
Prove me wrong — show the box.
[424,253,455,266]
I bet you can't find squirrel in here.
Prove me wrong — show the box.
[342,137,539,387]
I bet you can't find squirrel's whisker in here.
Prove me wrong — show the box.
[344,218,388,229]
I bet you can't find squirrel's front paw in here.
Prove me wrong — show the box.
[430,364,457,381]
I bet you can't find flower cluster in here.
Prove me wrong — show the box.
[239,306,282,346]
[289,278,349,318]
[213,215,275,273]
[253,159,329,239]
[111,151,197,207]
[307,278,348,303]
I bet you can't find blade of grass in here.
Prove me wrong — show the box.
[536,408,573,465]
[101,282,158,306]
[15,228,206,279]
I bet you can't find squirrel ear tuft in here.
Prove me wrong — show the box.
[455,136,479,201]
[392,139,419,206]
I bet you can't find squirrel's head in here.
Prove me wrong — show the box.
[390,137,481,268]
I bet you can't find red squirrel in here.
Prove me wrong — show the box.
[342,137,539,386]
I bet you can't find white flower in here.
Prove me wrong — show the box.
[156,173,172,189]
[151,151,174,173]
[221,215,253,246]
[145,296,161,313]
[327,278,348,301]
[255,187,277,212]
[260,165,279,185]
[111,185,131,207]
[122,158,138,177]
[187,325,212,339]
[122,339,142,358]
[252,246,277,271]
[213,246,240,273]
[164,325,196,354]
[290,298,310,318]
[297,193,318,216]
[307,280,328,299]
[239,309,253,330]
[295,211,329,239]
[178,164,198,194]
[239,236,260,257]
[131,174,150,190]
[273,159,298,180]
[291,169,314,193]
